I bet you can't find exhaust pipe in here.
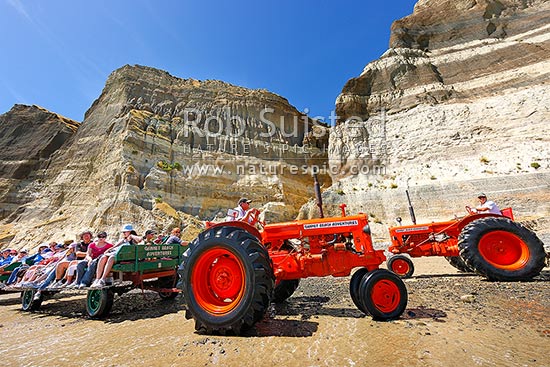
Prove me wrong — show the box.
[313,173,324,218]
[406,189,416,225]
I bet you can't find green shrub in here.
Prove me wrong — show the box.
[157,160,183,172]
[336,189,345,195]
[531,162,540,169]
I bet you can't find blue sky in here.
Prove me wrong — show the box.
[0,0,417,122]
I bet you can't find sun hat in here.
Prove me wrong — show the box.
[477,192,487,198]
[80,230,93,239]
[121,224,134,232]
[145,229,157,236]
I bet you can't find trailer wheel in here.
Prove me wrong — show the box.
[387,255,414,278]
[86,288,114,318]
[21,289,42,311]
[273,279,300,303]
[458,217,546,281]
[179,226,274,335]
[158,276,179,300]
[359,269,407,320]
[444,256,473,273]
[349,268,368,313]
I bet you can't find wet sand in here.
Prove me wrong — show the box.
[1,257,548,367]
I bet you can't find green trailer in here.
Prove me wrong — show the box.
[19,242,187,318]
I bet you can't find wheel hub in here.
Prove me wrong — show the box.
[478,230,529,270]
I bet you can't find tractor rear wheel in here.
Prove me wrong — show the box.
[358,269,407,320]
[387,255,415,278]
[273,279,300,303]
[349,268,368,313]
[458,217,546,281]
[444,256,473,273]
[178,226,274,335]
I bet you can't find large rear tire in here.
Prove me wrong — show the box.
[458,217,546,281]
[387,255,414,278]
[273,279,300,303]
[444,256,473,273]
[178,226,274,335]
[358,269,407,320]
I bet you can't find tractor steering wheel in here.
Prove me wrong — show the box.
[465,205,476,215]
[243,208,265,228]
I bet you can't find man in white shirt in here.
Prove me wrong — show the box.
[227,198,252,221]
[475,193,501,215]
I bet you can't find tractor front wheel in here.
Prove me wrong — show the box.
[349,268,369,313]
[178,226,274,335]
[444,256,473,273]
[387,255,415,278]
[358,269,407,320]
[458,217,546,281]
[273,279,300,303]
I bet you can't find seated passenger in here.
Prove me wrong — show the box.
[91,224,142,288]
[5,245,48,286]
[74,231,114,289]
[143,229,158,245]
[165,227,182,245]
[9,249,29,265]
[0,249,13,267]
[18,244,67,287]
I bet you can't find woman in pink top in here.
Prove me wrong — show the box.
[74,231,113,288]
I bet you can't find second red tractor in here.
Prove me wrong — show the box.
[386,191,546,281]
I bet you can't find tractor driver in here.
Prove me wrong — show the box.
[231,197,252,220]
[473,193,501,214]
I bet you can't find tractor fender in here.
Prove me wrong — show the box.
[456,213,503,233]
[204,220,262,242]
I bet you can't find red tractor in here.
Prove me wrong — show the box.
[178,179,408,335]
[386,191,547,281]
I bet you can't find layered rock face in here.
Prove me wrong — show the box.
[0,105,79,221]
[324,0,550,238]
[1,66,329,247]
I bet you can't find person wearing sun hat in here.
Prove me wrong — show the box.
[90,225,142,288]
